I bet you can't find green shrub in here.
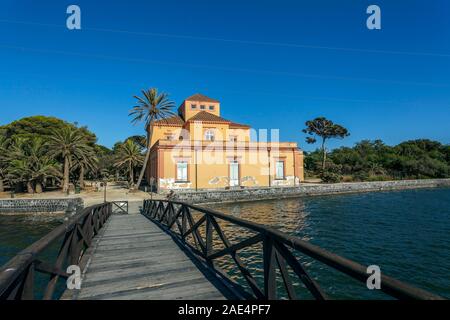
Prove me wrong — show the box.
[320,171,342,183]
[352,171,369,181]
[366,175,392,182]
[341,175,354,182]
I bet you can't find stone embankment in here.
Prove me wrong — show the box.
[0,198,84,214]
[170,179,450,204]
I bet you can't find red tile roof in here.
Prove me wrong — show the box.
[188,111,230,123]
[229,122,250,128]
[184,93,219,103]
[153,115,184,126]
[152,112,251,129]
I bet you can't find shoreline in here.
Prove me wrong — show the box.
[171,178,450,205]
[1,179,449,211]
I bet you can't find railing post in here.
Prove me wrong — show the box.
[206,215,213,260]
[151,201,156,218]
[263,236,277,300]
[21,263,34,300]
[69,226,80,265]
[181,205,187,238]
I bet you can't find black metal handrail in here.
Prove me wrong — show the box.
[0,202,112,300]
[142,199,445,300]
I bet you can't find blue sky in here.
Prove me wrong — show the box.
[0,0,449,151]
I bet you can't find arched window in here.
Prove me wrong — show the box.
[204,129,215,141]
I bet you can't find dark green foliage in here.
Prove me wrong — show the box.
[303,150,322,175]
[0,116,96,144]
[306,139,450,182]
[320,171,342,183]
[126,135,147,150]
[0,116,105,193]
[319,161,343,183]
[0,116,147,193]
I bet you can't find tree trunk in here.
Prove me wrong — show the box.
[0,179,4,193]
[129,162,134,188]
[26,181,34,194]
[35,182,43,193]
[63,156,70,193]
[79,165,85,189]
[321,138,327,171]
[135,127,154,190]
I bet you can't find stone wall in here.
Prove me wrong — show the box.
[171,179,450,204]
[0,198,84,214]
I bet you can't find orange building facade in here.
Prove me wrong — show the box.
[146,94,304,191]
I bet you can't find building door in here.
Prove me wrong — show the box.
[275,160,285,179]
[229,162,239,187]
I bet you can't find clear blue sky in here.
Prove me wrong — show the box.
[1,0,449,151]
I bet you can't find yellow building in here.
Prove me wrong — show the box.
[146,94,304,191]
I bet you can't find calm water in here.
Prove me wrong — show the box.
[1,188,449,299]
[0,214,65,299]
[208,188,450,299]
[0,214,64,266]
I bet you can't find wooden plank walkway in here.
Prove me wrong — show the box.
[74,212,235,300]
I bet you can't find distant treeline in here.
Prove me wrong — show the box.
[305,139,450,182]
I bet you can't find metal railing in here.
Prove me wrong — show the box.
[0,203,112,300]
[111,201,128,214]
[142,199,445,300]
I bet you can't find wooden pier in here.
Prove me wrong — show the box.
[70,213,235,300]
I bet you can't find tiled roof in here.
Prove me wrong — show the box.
[152,112,251,129]
[153,115,184,126]
[185,93,219,103]
[229,122,250,128]
[188,111,230,123]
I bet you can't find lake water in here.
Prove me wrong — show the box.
[0,214,66,299]
[1,188,449,299]
[0,214,64,267]
[208,187,450,299]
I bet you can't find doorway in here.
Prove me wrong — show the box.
[229,161,240,187]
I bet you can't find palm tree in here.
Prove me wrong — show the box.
[7,137,39,193]
[7,159,34,193]
[0,168,6,193]
[73,147,98,189]
[48,127,92,193]
[126,135,147,150]
[129,88,175,189]
[32,156,62,193]
[114,140,144,188]
[368,162,386,177]
[6,137,60,193]
[0,136,8,192]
